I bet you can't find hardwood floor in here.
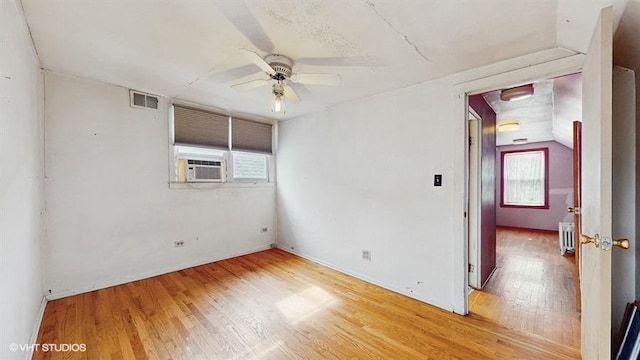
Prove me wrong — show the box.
[34,248,580,359]
[469,227,581,349]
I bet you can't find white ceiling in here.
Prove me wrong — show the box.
[20,0,634,121]
[484,72,582,148]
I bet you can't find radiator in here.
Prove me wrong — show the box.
[559,222,575,255]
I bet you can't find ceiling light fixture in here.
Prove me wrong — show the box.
[500,84,534,101]
[497,121,520,132]
[272,82,285,113]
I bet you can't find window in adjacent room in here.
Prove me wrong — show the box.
[500,148,549,208]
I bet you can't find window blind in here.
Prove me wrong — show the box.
[231,118,273,154]
[173,105,229,149]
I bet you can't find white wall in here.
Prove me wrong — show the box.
[276,49,583,311]
[611,65,636,339]
[1,1,45,359]
[43,72,276,298]
[277,78,455,308]
[613,0,640,303]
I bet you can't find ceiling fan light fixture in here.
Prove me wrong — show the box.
[272,83,285,113]
[234,49,341,113]
[273,94,284,113]
[497,121,520,132]
[500,84,534,101]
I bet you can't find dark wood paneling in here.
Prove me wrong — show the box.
[470,94,497,287]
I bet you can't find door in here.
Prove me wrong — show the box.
[581,8,635,358]
[580,6,613,358]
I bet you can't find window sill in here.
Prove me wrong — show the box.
[168,181,275,190]
[499,204,550,210]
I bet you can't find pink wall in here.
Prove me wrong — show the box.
[495,141,574,231]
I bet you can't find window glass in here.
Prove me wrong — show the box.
[232,152,268,181]
[501,149,548,208]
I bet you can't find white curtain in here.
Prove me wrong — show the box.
[503,151,545,206]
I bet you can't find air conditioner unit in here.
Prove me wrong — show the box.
[180,158,224,182]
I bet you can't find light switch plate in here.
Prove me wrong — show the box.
[434,174,442,186]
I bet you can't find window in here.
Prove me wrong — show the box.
[232,152,269,181]
[500,148,549,208]
[170,105,273,184]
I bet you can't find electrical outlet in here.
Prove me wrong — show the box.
[174,241,185,247]
[362,250,371,261]
[260,227,268,233]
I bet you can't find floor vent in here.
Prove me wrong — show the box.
[130,90,159,110]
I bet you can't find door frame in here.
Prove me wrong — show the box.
[467,109,481,288]
[452,53,585,315]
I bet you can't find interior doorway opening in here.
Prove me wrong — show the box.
[466,73,583,349]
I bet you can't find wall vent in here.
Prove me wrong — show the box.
[130,90,159,110]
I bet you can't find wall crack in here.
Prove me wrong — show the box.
[365,0,431,63]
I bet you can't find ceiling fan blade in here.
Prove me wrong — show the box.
[289,73,341,86]
[283,85,300,103]
[231,79,269,91]
[208,64,262,82]
[239,49,275,75]
[215,2,274,53]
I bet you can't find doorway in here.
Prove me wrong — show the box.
[466,73,583,348]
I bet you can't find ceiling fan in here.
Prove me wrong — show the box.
[211,3,384,113]
[231,49,342,111]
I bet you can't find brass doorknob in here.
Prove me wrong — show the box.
[581,234,600,248]
[613,239,630,249]
[581,234,629,250]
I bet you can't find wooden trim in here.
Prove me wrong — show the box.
[499,147,550,209]
[496,225,558,235]
[572,121,582,312]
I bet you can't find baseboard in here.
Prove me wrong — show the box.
[496,225,557,234]
[480,266,498,289]
[277,246,453,312]
[46,244,272,300]
[25,296,47,360]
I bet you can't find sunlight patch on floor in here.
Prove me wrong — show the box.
[232,340,285,360]
[276,286,337,324]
